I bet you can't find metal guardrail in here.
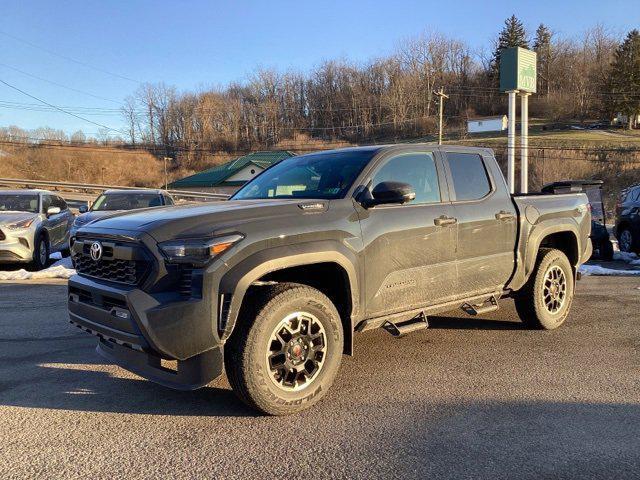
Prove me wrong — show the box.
[0,178,229,201]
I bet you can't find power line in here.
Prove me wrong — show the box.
[3,136,640,156]
[0,62,122,104]
[0,30,140,84]
[0,78,127,135]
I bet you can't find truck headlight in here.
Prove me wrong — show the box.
[6,217,36,230]
[159,234,244,264]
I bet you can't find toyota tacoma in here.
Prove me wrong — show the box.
[68,145,592,415]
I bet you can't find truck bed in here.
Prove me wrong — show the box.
[508,192,592,291]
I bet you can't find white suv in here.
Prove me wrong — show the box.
[0,189,74,270]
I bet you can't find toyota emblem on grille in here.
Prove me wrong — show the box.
[90,241,103,261]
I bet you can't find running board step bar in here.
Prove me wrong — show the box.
[382,313,428,337]
[462,296,499,316]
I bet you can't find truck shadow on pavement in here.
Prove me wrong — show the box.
[0,333,259,417]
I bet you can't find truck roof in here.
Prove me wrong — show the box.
[306,144,494,155]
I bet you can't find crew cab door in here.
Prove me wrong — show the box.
[357,148,458,318]
[441,149,517,296]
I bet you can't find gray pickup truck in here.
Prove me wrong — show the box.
[68,145,591,414]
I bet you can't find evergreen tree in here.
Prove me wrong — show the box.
[534,24,552,95]
[609,30,640,129]
[490,15,529,83]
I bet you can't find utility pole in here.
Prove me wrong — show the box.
[163,157,171,190]
[433,87,449,145]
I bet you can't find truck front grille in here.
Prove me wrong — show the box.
[72,236,152,286]
[74,255,143,285]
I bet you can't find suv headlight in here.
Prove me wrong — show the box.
[6,217,36,230]
[158,234,244,264]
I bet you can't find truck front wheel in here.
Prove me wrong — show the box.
[225,283,344,415]
[514,248,575,330]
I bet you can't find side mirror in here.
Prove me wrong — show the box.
[46,206,61,217]
[363,181,416,208]
[79,205,88,213]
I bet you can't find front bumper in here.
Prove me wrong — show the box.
[68,273,223,390]
[0,228,34,263]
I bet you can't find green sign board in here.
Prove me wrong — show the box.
[499,47,537,93]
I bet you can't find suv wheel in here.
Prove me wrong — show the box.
[32,234,49,271]
[514,248,574,330]
[618,228,634,253]
[225,283,343,415]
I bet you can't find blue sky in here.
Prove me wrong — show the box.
[1,0,638,136]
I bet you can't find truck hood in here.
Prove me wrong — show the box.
[0,212,39,226]
[78,199,326,242]
[74,210,122,227]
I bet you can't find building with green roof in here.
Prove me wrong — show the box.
[168,150,295,194]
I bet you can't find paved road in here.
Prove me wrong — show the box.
[0,277,638,479]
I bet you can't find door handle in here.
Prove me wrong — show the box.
[495,211,515,221]
[434,215,457,226]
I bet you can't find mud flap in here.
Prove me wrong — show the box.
[97,339,223,390]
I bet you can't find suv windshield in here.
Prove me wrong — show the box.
[0,194,39,213]
[232,150,376,200]
[91,193,163,211]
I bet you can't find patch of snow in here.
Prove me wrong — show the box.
[613,251,639,262]
[0,254,75,281]
[579,264,640,276]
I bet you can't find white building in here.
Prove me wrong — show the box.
[467,115,508,134]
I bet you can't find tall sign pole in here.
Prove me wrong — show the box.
[507,90,518,194]
[520,92,530,193]
[500,47,537,194]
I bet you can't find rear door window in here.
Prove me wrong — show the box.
[445,153,492,201]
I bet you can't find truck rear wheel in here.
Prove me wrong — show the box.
[225,283,343,415]
[514,248,574,330]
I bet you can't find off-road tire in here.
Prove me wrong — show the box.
[31,234,49,271]
[514,248,574,330]
[618,228,635,253]
[225,283,343,415]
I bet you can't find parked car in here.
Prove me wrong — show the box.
[615,183,640,253]
[68,145,591,415]
[70,189,174,245]
[0,189,74,269]
[542,180,613,260]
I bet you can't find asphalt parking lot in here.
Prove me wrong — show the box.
[0,276,638,479]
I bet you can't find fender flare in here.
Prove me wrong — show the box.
[218,240,360,341]
[523,221,581,279]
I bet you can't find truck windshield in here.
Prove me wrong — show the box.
[0,194,39,213]
[91,193,163,211]
[232,150,375,200]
